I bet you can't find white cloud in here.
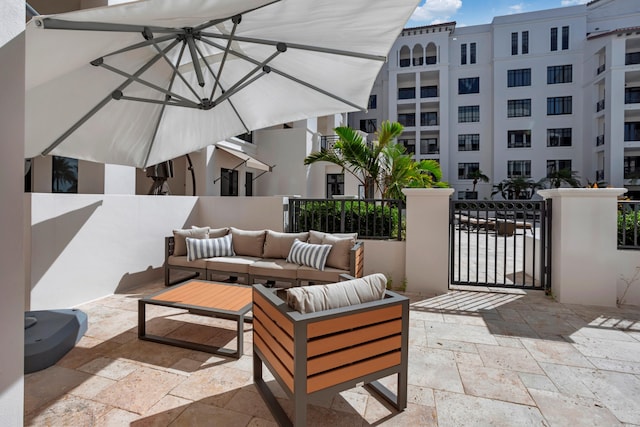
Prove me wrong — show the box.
[561,0,588,5]
[508,3,525,14]
[410,0,462,25]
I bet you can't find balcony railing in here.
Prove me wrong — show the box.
[596,169,605,181]
[596,99,605,112]
[618,201,640,249]
[288,198,404,240]
[625,89,640,104]
[597,64,606,75]
[320,135,339,151]
[626,52,640,66]
[596,135,605,146]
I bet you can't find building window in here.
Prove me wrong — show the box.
[421,85,438,98]
[52,156,78,193]
[508,130,532,148]
[507,160,531,178]
[547,128,572,146]
[458,106,480,123]
[561,26,569,50]
[624,156,640,179]
[397,113,415,127]
[420,138,439,154]
[625,122,640,141]
[547,160,572,177]
[359,119,377,133]
[458,134,480,151]
[245,172,253,196]
[507,68,531,87]
[458,77,479,94]
[507,99,531,117]
[547,96,572,115]
[625,87,640,104]
[368,95,377,109]
[550,27,558,51]
[511,32,518,55]
[398,87,415,100]
[547,65,572,84]
[326,173,344,198]
[522,31,529,54]
[461,43,467,65]
[399,139,415,155]
[420,112,438,126]
[470,42,477,64]
[220,168,238,196]
[458,162,480,180]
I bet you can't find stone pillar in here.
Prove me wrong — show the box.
[403,188,455,295]
[538,188,626,307]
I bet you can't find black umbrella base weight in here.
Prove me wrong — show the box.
[24,309,88,374]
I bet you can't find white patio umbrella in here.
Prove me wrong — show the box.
[25,0,420,168]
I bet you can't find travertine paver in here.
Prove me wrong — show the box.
[23,279,640,426]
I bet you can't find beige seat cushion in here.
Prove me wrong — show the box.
[206,256,260,274]
[286,273,387,314]
[263,231,309,259]
[308,230,358,244]
[230,228,266,257]
[208,227,229,238]
[167,255,207,269]
[249,259,299,280]
[322,234,355,271]
[296,265,347,284]
[172,227,210,256]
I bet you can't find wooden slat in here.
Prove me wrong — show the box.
[254,334,294,393]
[307,336,401,376]
[307,351,401,394]
[307,319,402,357]
[254,319,294,373]
[253,306,294,355]
[253,291,294,336]
[151,281,251,311]
[307,304,402,338]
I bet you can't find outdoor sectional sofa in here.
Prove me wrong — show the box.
[165,227,364,287]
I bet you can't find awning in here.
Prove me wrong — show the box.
[215,145,272,172]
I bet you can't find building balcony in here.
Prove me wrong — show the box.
[320,135,339,151]
[597,64,606,75]
[596,99,605,112]
[626,52,640,66]
[596,135,605,146]
[625,88,640,104]
[596,169,605,181]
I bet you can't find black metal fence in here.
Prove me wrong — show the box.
[450,200,550,291]
[288,198,404,240]
[618,201,640,249]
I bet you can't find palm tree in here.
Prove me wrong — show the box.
[491,177,542,200]
[304,121,404,198]
[468,169,490,193]
[541,168,581,188]
[52,156,78,193]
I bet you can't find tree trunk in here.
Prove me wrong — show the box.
[364,176,375,199]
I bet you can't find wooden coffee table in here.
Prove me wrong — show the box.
[138,280,252,358]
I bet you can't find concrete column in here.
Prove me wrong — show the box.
[0,0,25,423]
[538,188,626,306]
[403,188,455,295]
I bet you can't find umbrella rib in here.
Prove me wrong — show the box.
[39,18,179,34]
[199,33,386,62]
[118,95,199,108]
[41,39,181,157]
[101,33,178,59]
[149,39,202,101]
[97,62,199,107]
[209,16,239,101]
[200,38,366,112]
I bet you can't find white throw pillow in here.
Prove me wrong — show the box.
[186,234,234,261]
[286,239,332,271]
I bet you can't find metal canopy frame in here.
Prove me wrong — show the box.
[34,0,384,162]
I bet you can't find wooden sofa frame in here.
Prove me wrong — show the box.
[165,236,364,287]
[252,282,409,426]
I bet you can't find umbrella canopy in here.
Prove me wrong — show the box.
[25,0,420,168]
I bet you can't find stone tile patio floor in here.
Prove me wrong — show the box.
[24,279,640,426]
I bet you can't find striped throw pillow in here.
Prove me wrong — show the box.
[186,234,234,261]
[286,239,332,271]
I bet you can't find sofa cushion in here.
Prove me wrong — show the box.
[167,255,207,269]
[208,227,229,238]
[173,227,210,256]
[322,234,355,271]
[249,259,299,280]
[287,239,332,271]
[308,230,358,244]
[296,266,346,284]
[206,256,260,274]
[263,231,309,259]
[230,227,266,257]
[186,234,234,261]
[286,273,387,314]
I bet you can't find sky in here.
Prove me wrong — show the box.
[406,0,590,28]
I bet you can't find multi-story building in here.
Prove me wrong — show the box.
[349,0,640,199]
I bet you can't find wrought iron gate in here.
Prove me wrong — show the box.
[450,200,551,291]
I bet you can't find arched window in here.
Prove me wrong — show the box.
[399,46,411,67]
[426,42,437,65]
[412,44,424,66]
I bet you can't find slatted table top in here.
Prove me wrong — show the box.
[144,280,252,313]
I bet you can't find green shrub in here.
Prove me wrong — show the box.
[618,207,640,246]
